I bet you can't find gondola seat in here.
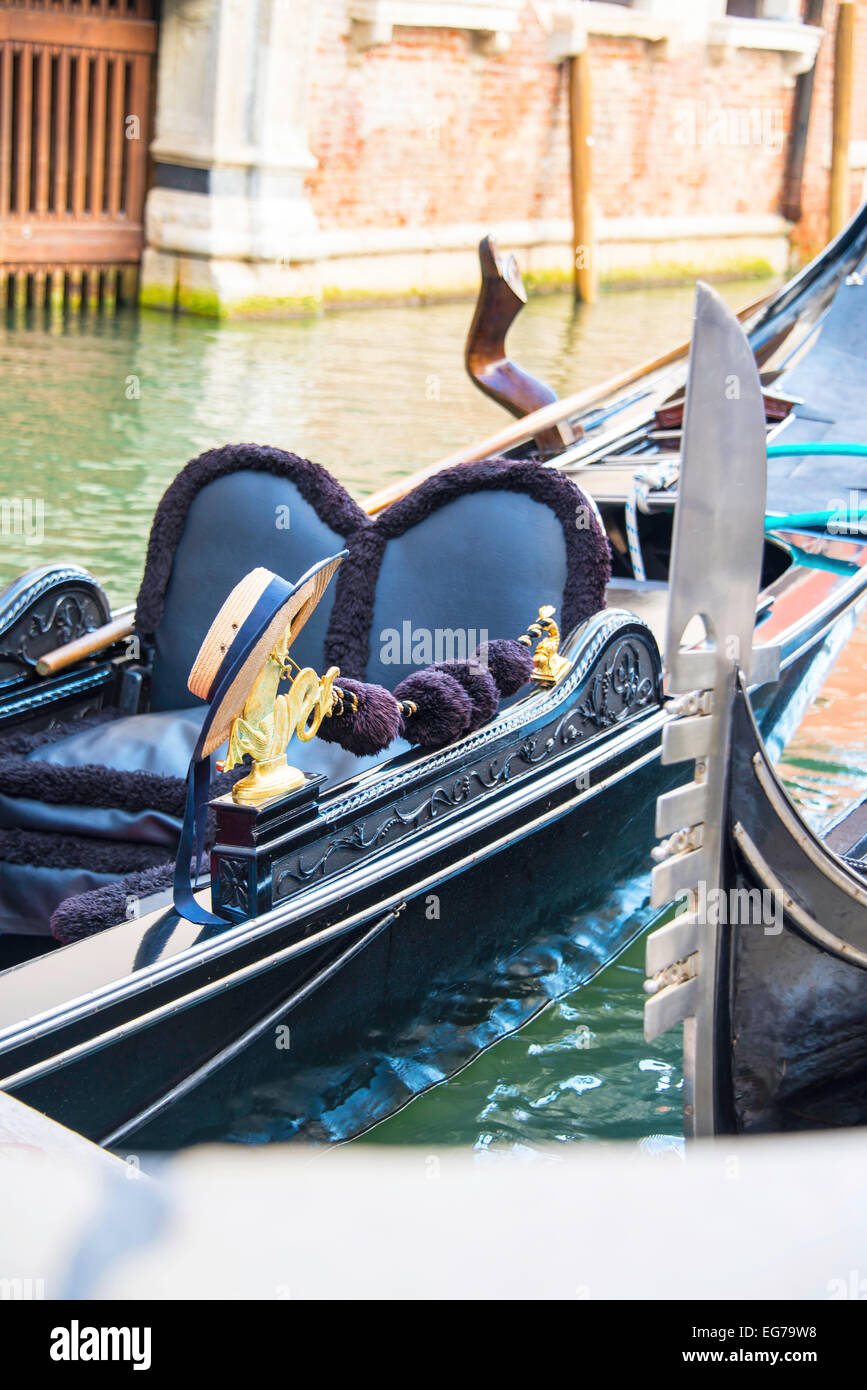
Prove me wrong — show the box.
[0,445,610,939]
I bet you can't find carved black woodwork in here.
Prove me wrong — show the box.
[209,774,327,923]
[207,623,661,925]
[0,565,116,732]
[0,565,111,686]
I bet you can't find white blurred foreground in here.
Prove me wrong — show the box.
[1,1092,864,1300]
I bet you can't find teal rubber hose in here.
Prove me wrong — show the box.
[764,443,867,533]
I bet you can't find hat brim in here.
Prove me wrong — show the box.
[200,553,344,758]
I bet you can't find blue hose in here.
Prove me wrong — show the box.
[764,443,867,534]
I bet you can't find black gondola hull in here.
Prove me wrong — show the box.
[3,710,670,1145]
[716,682,867,1134]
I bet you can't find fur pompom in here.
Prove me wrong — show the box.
[317,677,402,757]
[431,660,499,731]
[50,861,174,945]
[474,637,534,697]
[394,668,473,749]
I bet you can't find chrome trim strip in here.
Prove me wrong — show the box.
[732,822,867,971]
[97,905,403,1148]
[0,738,664,1087]
[751,753,867,906]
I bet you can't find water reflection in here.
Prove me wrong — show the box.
[361,933,684,1148]
[778,616,867,825]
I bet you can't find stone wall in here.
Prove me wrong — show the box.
[141,0,867,316]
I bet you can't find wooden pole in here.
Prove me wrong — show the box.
[829,0,855,240]
[568,47,596,304]
[36,614,134,677]
[782,0,824,224]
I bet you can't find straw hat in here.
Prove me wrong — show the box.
[187,553,345,758]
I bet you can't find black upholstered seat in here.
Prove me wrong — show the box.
[0,447,609,939]
[0,447,370,936]
[136,445,370,710]
[325,459,608,689]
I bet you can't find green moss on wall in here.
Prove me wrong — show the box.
[141,251,779,318]
[524,256,777,295]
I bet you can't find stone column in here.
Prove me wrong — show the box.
[141,0,321,316]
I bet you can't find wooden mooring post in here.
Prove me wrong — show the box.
[568,46,596,304]
[829,0,855,240]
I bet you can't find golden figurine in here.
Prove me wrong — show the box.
[519,605,571,685]
[217,621,340,805]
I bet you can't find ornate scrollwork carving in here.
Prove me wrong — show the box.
[0,567,110,683]
[577,640,656,729]
[273,633,659,897]
[217,858,251,915]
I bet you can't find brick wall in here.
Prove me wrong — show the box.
[305,1,867,260]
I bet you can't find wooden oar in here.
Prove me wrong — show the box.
[363,291,771,515]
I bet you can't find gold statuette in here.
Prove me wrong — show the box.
[217,622,340,805]
[519,605,571,686]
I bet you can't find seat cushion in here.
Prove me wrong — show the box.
[34,707,209,777]
[17,706,405,837]
[135,446,369,712]
[323,458,611,687]
[0,863,118,936]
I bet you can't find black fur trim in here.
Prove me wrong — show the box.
[324,457,611,679]
[323,527,386,679]
[0,827,168,874]
[135,444,370,641]
[51,862,175,945]
[0,756,243,817]
[0,709,119,758]
[0,756,189,814]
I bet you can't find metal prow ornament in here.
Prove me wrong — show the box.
[218,622,340,806]
[465,236,576,454]
[642,282,781,1139]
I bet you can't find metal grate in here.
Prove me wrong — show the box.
[0,0,156,311]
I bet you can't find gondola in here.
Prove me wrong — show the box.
[644,257,867,1139]
[2,211,867,1150]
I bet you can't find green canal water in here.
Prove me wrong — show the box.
[1,281,865,1152]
